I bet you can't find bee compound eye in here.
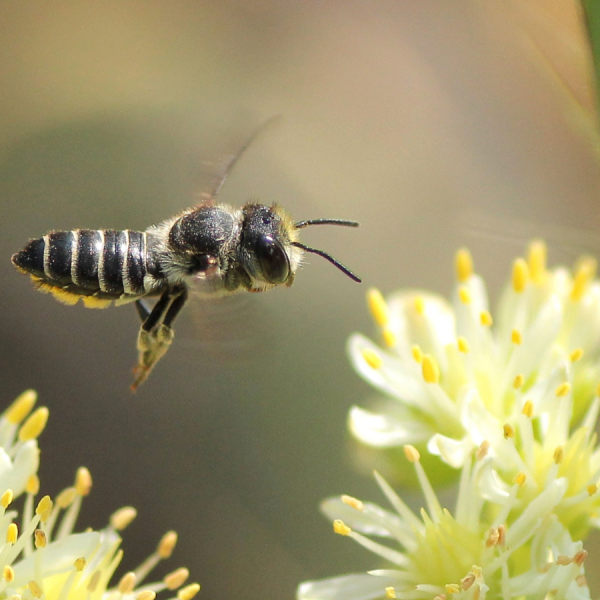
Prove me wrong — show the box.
[255,234,290,284]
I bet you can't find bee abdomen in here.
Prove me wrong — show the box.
[12,229,155,305]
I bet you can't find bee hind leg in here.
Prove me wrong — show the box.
[131,288,187,391]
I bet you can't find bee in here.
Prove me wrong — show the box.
[11,124,361,390]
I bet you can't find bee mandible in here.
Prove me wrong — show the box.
[12,123,361,390]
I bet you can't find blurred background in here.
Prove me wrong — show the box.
[2,1,600,598]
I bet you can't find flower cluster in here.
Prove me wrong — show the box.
[0,390,200,600]
[299,241,600,600]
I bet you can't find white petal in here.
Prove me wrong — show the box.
[0,441,39,497]
[427,434,473,468]
[349,407,431,447]
[297,573,396,600]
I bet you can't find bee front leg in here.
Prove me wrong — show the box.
[131,288,187,391]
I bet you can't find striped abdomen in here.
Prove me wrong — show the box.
[12,229,163,308]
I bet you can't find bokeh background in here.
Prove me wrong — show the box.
[2,1,600,598]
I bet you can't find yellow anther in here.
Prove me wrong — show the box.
[18,407,49,442]
[118,572,136,595]
[414,296,425,316]
[587,484,598,496]
[571,258,597,301]
[158,531,178,559]
[445,584,460,594]
[382,328,397,348]
[574,550,588,566]
[26,475,40,495]
[28,580,43,598]
[553,446,564,464]
[511,329,522,345]
[555,383,571,397]
[88,570,101,592]
[6,523,17,544]
[412,345,423,363]
[513,374,524,390]
[528,240,547,283]
[421,354,440,384]
[34,529,47,549]
[137,592,157,600]
[570,348,584,363]
[458,286,472,304]
[514,472,527,486]
[480,311,493,326]
[1,490,13,509]
[3,566,14,583]
[461,573,475,591]
[476,440,490,461]
[75,467,92,496]
[35,495,53,517]
[5,390,37,425]
[486,527,500,548]
[556,555,571,566]
[333,520,351,536]
[404,445,420,462]
[164,568,189,590]
[497,524,506,546]
[367,288,389,327]
[457,336,470,353]
[455,248,473,282]
[74,557,86,572]
[56,487,77,509]
[178,583,201,600]
[110,506,137,531]
[512,258,529,293]
[342,495,364,511]
[503,424,514,439]
[386,587,397,599]
[522,401,533,418]
[362,348,383,370]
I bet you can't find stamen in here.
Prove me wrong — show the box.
[341,495,364,511]
[362,349,382,370]
[514,472,527,486]
[446,584,460,594]
[178,584,201,600]
[164,568,189,590]
[18,408,49,442]
[87,571,101,592]
[587,484,598,496]
[74,558,86,572]
[35,496,52,519]
[110,507,137,531]
[513,375,524,390]
[367,289,389,327]
[404,445,420,462]
[28,580,42,598]
[486,527,500,547]
[158,531,178,559]
[382,328,397,348]
[137,592,157,600]
[414,297,425,315]
[570,348,584,363]
[421,355,440,384]
[56,488,76,509]
[1,490,13,509]
[75,468,92,496]
[34,530,46,549]
[512,259,529,293]
[555,383,571,397]
[457,337,470,353]
[480,311,493,326]
[476,441,490,460]
[6,524,17,544]
[386,587,397,599]
[527,240,547,282]
[333,520,351,536]
[6,390,37,425]
[412,345,423,363]
[3,566,14,582]
[511,329,522,345]
[597,382,600,397]
[574,550,588,566]
[522,401,533,418]
[461,573,475,591]
[458,287,471,304]
[553,446,563,464]
[118,572,137,594]
[503,424,514,439]
[571,258,597,301]
[455,248,473,282]
[26,475,39,495]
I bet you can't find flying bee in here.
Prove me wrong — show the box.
[11,124,361,390]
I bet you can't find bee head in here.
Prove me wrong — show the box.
[240,203,361,287]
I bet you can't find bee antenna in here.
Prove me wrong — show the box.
[294,219,359,229]
[209,116,282,201]
[291,242,361,283]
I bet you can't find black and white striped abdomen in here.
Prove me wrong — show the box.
[12,229,163,308]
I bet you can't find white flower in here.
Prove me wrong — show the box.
[0,391,200,600]
[298,446,590,600]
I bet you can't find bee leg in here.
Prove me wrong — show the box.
[135,299,152,323]
[131,289,181,391]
